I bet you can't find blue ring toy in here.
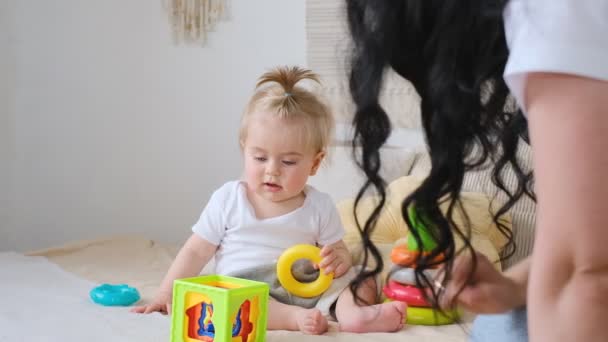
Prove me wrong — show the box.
[90,284,140,306]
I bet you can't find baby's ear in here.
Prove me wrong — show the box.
[310,151,325,176]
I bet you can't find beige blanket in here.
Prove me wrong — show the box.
[28,235,471,342]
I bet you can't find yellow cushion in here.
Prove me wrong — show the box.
[337,175,512,274]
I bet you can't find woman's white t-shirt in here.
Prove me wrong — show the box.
[503,0,608,110]
[192,181,345,276]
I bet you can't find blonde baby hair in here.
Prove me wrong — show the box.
[239,66,334,153]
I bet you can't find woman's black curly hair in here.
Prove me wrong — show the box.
[345,0,535,308]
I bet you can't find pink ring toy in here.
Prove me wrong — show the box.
[382,281,431,307]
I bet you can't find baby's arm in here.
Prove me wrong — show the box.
[131,233,217,314]
[318,240,352,278]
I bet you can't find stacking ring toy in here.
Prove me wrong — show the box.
[384,299,459,325]
[406,306,459,325]
[390,245,445,267]
[90,284,140,306]
[383,281,431,307]
[276,244,333,298]
[389,266,438,286]
[407,205,439,252]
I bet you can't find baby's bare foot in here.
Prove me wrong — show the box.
[339,301,407,333]
[295,308,328,335]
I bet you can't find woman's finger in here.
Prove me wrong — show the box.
[440,253,475,308]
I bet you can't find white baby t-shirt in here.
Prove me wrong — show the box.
[192,181,345,276]
[503,0,608,111]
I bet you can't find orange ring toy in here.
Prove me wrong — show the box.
[390,245,445,267]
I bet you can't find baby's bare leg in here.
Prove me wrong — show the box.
[335,277,406,333]
[267,300,328,335]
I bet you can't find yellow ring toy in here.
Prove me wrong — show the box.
[276,244,333,298]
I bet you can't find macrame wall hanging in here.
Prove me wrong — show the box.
[164,0,228,46]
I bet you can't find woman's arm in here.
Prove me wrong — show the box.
[503,255,529,307]
[526,72,608,342]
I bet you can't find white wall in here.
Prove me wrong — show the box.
[1,0,306,251]
[1,1,15,249]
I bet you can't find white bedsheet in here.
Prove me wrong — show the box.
[1,237,470,342]
[0,252,169,342]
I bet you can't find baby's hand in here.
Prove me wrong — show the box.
[130,292,172,315]
[318,241,352,278]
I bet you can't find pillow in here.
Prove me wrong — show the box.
[308,145,417,203]
[337,175,512,278]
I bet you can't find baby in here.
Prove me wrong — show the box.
[132,66,406,334]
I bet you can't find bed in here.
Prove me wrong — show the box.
[2,236,472,342]
[1,130,536,341]
[3,166,534,342]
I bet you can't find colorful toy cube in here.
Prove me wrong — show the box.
[171,275,269,342]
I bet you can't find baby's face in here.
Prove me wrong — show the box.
[242,113,323,204]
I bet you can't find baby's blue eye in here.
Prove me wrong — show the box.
[282,160,297,166]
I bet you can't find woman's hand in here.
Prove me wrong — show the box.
[441,252,528,314]
[318,241,353,278]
